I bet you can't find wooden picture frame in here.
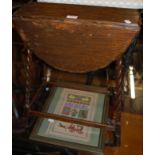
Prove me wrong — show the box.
[30,85,109,153]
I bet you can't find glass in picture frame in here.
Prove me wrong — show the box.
[30,86,109,152]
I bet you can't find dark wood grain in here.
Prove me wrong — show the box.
[13,3,140,73]
[49,81,110,94]
[14,3,141,24]
[30,110,114,130]
[104,112,142,155]
[77,113,142,155]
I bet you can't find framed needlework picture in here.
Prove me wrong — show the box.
[30,86,109,152]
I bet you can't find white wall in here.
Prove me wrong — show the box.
[37,0,143,9]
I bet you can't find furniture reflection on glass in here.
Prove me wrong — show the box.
[13,2,141,154]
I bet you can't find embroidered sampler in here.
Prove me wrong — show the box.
[37,87,106,146]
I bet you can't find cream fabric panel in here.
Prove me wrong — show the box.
[37,0,143,9]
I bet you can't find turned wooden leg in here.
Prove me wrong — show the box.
[24,49,33,116]
[115,56,123,110]
[113,56,123,146]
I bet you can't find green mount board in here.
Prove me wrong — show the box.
[30,87,108,152]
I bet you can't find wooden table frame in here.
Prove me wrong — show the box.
[12,2,141,152]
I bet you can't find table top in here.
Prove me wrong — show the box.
[14,3,141,24]
[13,3,141,73]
